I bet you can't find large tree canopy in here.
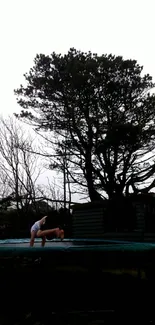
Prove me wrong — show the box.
[15,48,155,200]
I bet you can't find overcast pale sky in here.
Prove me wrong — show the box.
[0,0,155,202]
[0,0,155,117]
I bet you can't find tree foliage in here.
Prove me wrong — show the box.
[15,48,155,200]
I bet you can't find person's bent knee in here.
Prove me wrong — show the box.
[60,229,64,239]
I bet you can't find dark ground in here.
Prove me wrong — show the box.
[0,263,155,324]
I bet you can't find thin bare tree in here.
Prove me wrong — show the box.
[0,116,42,212]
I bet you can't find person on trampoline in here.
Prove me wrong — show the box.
[30,216,64,247]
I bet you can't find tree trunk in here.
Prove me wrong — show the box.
[85,162,103,201]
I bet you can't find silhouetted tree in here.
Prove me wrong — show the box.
[15,48,155,200]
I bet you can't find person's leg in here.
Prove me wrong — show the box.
[30,231,36,247]
[41,236,46,247]
[36,227,60,238]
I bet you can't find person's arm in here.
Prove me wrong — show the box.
[39,216,47,226]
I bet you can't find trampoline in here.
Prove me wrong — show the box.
[0,238,155,322]
[0,238,154,273]
[0,237,155,251]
